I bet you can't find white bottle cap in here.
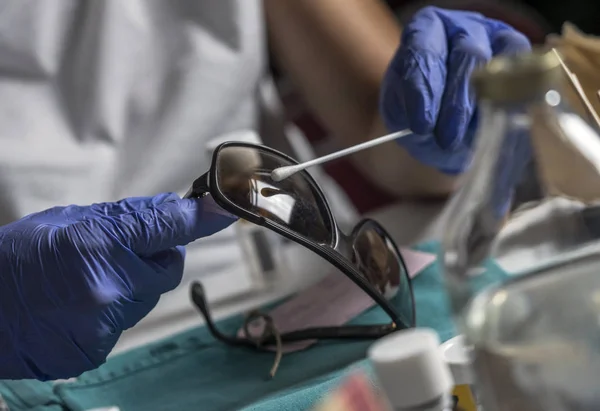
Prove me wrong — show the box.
[205,129,263,162]
[368,328,454,409]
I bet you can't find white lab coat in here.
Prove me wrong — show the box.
[0,0,359,352]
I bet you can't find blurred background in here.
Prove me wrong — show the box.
[272,0,599,215]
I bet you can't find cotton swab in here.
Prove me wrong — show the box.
[270,129,413,182]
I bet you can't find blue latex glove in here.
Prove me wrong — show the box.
[380,6,532,174]
[0,192,236,381]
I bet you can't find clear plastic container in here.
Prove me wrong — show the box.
[441,49,600,410]
[440,335,480,410]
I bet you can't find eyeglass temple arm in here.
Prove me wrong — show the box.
[190,282,255,347]
[184,172,210,199]
[190,281,399,344]
[277,324,397,341]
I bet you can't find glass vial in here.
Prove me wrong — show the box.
[442,49,600,410]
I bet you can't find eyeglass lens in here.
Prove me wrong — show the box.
[215,145,334,245]
[215,145,412,326]
[352,223,414,327]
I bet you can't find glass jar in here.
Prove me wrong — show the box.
[441,49,600,410]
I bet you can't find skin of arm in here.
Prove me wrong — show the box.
[264,0,458,198]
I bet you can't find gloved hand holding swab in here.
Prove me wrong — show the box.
[270,129,413,182]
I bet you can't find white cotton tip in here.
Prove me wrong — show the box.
[270,166,300,182]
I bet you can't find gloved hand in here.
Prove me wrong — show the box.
[0,193,236,381]
[380,6,532,174]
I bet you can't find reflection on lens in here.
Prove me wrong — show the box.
[215,145,334,245]
[260,187,284,197]
[353,223,414,327]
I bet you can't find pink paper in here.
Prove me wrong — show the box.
[237,248,436,352]
[399,247,437,279]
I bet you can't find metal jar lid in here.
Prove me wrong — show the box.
[472,48,564,103]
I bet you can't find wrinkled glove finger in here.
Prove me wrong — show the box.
[381,7,448,134]
[99,247,183,310]
[488,21,532,55]
[105,249,183,330]
[57,193,181,224]
[380,48,411,132]
[436,23,492,149]
[107,195,237,255]
[137,246,186,296]
[87,192,181,217]
[400,50,448,135]
[118,295,161,330]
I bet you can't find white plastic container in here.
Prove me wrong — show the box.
[368,328,455,411]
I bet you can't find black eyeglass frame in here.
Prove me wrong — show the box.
[186,141,415,347]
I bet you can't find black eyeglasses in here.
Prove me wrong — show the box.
[186,142,415,377]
